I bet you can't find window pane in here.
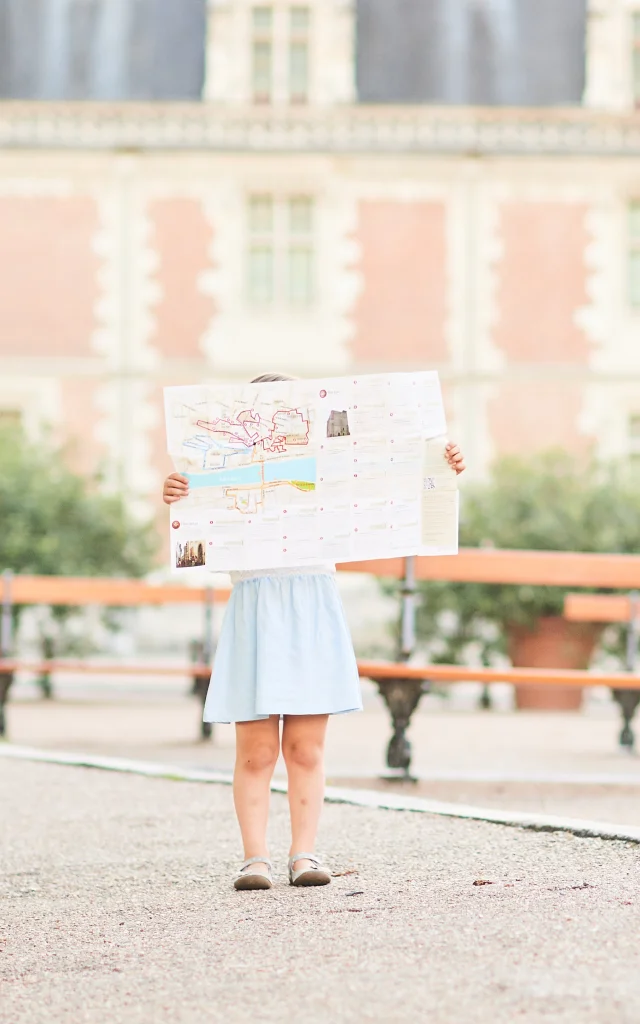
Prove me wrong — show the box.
[289,196,313,234]
[249,246,274,304]
[253,6,272,30]
[289,246,313,305]
[252,41,272,101]
[629,250,640,306]
[291,6,310,31]
[289,42,309,102]
[634,50,640,104]
[249,195,273,234]
[630,202,640,238]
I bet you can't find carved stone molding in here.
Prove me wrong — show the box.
[2,102,640,156]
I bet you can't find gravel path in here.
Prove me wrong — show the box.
[2,760,640,1024]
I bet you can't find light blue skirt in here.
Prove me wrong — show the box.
[203,573,363,723]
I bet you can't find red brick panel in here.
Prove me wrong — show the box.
[351,201,448,365]
[148,198,214,360]
[494,203,591,364]
[488,381,592,455]
[0,197,99,357]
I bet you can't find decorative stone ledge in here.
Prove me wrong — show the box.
[1,102,640,156]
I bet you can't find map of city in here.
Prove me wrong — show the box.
[164,374,457,573]
[170,397,316,515]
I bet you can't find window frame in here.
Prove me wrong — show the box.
[288,5,311,105]
[246,191,316,310]
[251,6,274,105]
[628,200,640,309]
[633,12,640,108]
[247,194,276,306]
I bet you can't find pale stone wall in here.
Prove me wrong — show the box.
[1,115,639,533]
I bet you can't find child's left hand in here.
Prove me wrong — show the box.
[445,442,466,475]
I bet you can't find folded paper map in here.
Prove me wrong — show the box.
[164,372,458,572]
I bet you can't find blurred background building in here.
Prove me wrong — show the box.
[0,0,639,532]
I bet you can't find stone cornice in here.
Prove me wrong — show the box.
[1,102,640,156]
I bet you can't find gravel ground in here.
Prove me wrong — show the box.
[2,761,640,1024]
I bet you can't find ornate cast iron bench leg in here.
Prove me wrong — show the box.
[0,670,12,738]
[190,638,213,741]
[613,591,640,752]
[373,677,428,779]
[611,689,640,752]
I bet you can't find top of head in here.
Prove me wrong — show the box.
[250,373,297,383]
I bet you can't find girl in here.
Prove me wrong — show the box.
[163,374,466,890]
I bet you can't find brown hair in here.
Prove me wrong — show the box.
[250,373,296,383]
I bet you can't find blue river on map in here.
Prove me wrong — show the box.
[187,456,316,489]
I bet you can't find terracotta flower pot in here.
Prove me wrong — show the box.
[507,616,602,712]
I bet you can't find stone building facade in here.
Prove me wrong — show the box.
[0,0,639,536]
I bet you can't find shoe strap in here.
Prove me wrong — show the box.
[289,852,319,871]
[241,856,273,871]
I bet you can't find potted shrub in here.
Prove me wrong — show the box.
[414,450,640,710]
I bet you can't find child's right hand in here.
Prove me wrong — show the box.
[163,473,190,505]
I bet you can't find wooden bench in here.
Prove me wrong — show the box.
[2,654,640,777]
[564,591,640,750]
[3,552,640,775]
[358,659,640,772]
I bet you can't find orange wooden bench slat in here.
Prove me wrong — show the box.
[356,660,640,690]
[343,550,640,588]
[0,660,209,677]
[3,658,640,690]
[0,576,231,606]
[2,549,640,608]
[564,592,636,624]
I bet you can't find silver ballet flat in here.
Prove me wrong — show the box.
[288,852,331,887]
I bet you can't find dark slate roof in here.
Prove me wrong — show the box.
[0,0,586,106]
[356,0,587,106]
[0,0,206,100]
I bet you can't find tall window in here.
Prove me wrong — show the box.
[247,194,315,307]
[288,195,314,304]
[289,6,310,104]
[633,14,640,106]
[248,195,275,304]
[629,201,640,308]
[252,6,273,104]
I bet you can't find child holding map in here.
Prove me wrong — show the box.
[163,373,465,891]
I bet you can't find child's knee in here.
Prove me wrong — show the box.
[282,737,323,771]
[238,740,279,773]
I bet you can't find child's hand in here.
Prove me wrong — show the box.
[445,442,466,475]
[163,473,190,505]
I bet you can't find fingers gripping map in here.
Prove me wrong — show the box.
[164,372,458,572]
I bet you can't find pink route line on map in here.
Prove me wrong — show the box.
[195,408,309,455]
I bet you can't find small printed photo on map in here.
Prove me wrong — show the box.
[175,539,206,569]
[326,410,350,438]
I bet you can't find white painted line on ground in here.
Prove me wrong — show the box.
[327,768,640,786]
[2,743,639,844]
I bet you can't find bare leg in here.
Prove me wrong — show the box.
[233,715,280,874]
[282,714,329,873]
